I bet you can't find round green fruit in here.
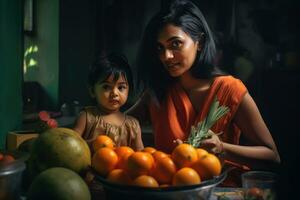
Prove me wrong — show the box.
[28,128,91,175]
[27,167,91,200]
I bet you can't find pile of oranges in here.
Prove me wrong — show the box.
[91,135,222,188]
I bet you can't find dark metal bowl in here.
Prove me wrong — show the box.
[94,171,227,200]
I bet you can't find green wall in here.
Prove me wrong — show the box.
[0,0,23,149]
[24,0,59,110]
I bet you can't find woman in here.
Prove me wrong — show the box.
[128,0,280,186]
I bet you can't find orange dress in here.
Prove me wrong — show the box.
[149,75,249,186]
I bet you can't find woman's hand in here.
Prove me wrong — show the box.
[200,130,224,154]
[173,130,224,154]
[173,139,183,145]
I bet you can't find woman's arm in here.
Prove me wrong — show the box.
[224,93,280,169]
[202,93,280,169]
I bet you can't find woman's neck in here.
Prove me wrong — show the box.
[179,71,212,91]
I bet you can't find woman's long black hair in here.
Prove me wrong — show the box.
[137,0,223,101]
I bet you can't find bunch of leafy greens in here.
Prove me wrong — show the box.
[187,96,229,147]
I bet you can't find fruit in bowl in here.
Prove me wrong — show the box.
[92,145,226,200]
[92,144,222,188]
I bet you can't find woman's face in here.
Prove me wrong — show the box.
[92,74,129,112]
[157,24,200,77]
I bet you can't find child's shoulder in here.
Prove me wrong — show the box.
[81,106,98,116]
[125,115,141,126]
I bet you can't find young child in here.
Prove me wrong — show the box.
[73,53,144,151]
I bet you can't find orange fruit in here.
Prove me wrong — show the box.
[144,152,155,165]
[142,147,156,154]
[172,167,201,186]
[191,153,221,180]
[127,152,154,178]
[92,147,118,176]
[114,146,134,170]
[171,143,198,169]
[152,151,168,160]
[92,135,115,152]
[152,156,177,184]
[107,169,132,185]
[196,148,208,158]
[132,175,159,188]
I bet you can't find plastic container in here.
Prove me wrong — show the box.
[0,151,28,200]
[95,171,227,200]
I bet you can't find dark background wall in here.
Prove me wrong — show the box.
[24,0,59,110]
[59,0,96,108]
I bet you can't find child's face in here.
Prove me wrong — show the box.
[92,74,129,112]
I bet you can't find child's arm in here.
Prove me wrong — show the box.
[133,120,144,151]
[73,111,87,136]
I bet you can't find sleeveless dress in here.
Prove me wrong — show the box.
[80,106,143,151]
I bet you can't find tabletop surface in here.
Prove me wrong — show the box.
[20,187,245,200]
[90,186,245,200]
[212,187,244,200]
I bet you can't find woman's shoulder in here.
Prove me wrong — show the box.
[214,75,246,91]
[215,75,243,84]
[213,75,248,108]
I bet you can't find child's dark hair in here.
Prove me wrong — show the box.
[88,53,134,97]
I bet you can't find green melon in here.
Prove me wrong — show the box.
[27,167,91,200]
[28,128,91,177]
